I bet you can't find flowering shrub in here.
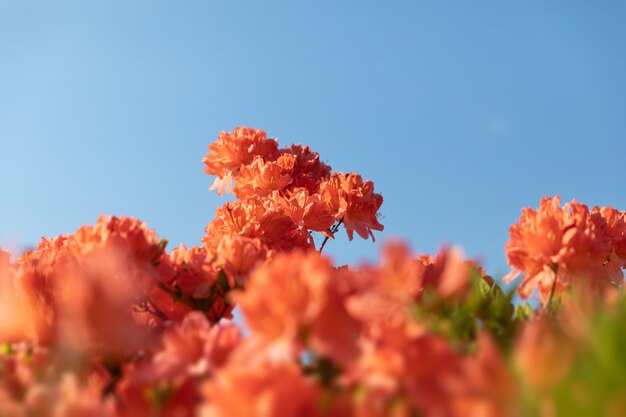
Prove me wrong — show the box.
[0,127,625,416]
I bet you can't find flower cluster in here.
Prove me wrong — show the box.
[504,196,625,303]
[1,128,625,417]
[1,215,243,354]
[202,127,384,257]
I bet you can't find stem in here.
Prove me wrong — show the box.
[101,358,122,399]
[544,264,559,313]
[319,219,343,254]
[146,300,169,322]
[102,372,122,398]
[133,300,168,322]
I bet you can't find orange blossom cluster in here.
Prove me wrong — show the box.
[0,128,624,417]
[504,196,625,303]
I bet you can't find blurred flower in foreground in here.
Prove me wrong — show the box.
[9,216,169,352]
[201,359,327,417]
[234,250,360,364]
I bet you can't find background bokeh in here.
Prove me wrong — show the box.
[1,1,625,275]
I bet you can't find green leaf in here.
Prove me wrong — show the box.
[514,302,534,321]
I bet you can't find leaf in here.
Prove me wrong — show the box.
[514,302,534,321]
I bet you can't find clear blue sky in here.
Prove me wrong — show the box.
[1,1,625,275]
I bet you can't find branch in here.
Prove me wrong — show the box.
[319,219,343,254]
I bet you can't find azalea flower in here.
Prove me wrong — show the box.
[320,173,384,241]
[233,250,360,363]
[504,196,621,302]
[203,127,279,195]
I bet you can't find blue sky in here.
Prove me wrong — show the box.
[1,1,625,276]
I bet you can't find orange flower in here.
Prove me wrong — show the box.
[320,173,384,241]
[233,154,295,198]
[0,249,25,342]
[280,144,331,193]
[13,236,75,344]
[256,204,313,251]
[117,315,235,417]
[202,200,262,250]
[419,247,471,299]
[203,197,312,253]
[593,205,626,267]
[73,215,163,256]
[203,127,279,195]
[504,197,619,302]
[72,215,169,294]
[53,254,154,353]
[348,319,460,417]
[138,284,192,325]
[347,319,514,417]
[274,189,335,237]
[449,333,516,417]
[117,373,200,417]
[346,241,425,322]
[132,313,242,383]
[214,235,268,286]
[10,216,169,351]
[234,250,329,343]
[201,359,323,417]
[514,317,577,392]
[168,244,217,299]
[145,244,241,325]
[233,250,360,362]
[347,242,472,323]
[0,373,115,417]
[0,343,52,412]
